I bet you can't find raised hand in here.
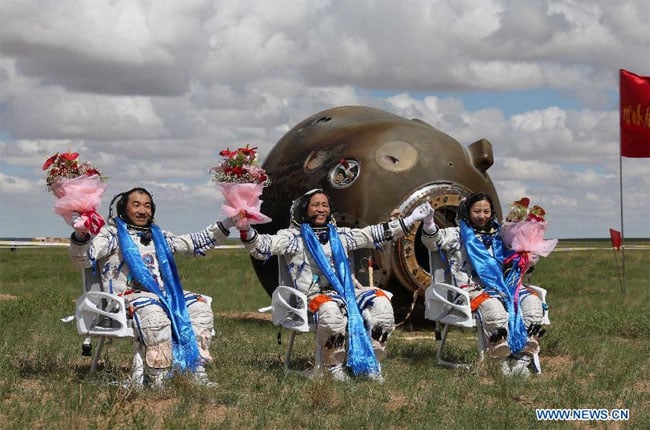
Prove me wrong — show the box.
[422,205,436,232]
[403,202,434,227]
[71,212,90,239]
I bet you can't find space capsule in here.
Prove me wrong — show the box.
[252,105,501,322]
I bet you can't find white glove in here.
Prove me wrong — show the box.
[403,202,434,228]
[70,212,90,239]
[422,207,436,233]
[220,217,234,230]
[234,215,250,232]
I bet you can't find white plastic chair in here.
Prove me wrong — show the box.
[271,256,323,377]
[74,267,213,383]
[424,250,550,372]
[424,265,480,369]
[73,267,140,380]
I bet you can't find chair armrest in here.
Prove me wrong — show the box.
[272,286,311,332]
[424,282,475,328]
[76,291,134,338]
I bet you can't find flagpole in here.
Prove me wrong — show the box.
[618,114,627,294]
[612,244,624,293]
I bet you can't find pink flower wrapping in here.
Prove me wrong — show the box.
[219,182,271,230]
[51,175,108,234]
[502,219,557,266]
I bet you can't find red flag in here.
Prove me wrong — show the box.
[609,228,622,250]
[620,69,650,158]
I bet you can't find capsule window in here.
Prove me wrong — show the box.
[375,141,418,173]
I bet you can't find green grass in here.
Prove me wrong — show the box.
[1,242,649,429]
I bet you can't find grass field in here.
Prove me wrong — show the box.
[1,242,649,429]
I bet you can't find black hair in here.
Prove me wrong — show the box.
[457,191,495,229]
[290,188,334,226]
[108,187,156,225]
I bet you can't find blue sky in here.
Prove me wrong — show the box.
[1,0,649,239]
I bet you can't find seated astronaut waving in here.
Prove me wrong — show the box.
[237,188,432,382]
[69,187,233,387]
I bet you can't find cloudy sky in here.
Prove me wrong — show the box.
[1,0,649,239]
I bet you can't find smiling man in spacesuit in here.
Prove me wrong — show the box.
[238,188,432,382]
[69,187,233,387]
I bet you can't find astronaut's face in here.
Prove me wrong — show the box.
[306,193,331,226]
[469,199,492,229]
[125,191,153,227]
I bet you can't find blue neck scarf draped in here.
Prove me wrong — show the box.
[115,217,200,372]
[460,220,528,354]
[301,223,380,377]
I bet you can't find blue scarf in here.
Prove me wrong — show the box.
[460,220,527,354]
[301,223,380,377]
[115,217,200,372]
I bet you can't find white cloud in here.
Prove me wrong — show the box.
[1,0,649,238]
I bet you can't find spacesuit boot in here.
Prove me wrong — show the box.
[487,327,510,359]
[322,334,349,382]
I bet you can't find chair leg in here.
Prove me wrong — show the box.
[313,342,323,373]
[435,324,449,365]
[436,324,470,369]
[434,322,442,341]
[281,330,323,378]
[89,337,106,378]
[284,331,297,372]
[476,324,486,363]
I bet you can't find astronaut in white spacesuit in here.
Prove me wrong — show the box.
[238,188,432,382]
[69,187,232,387]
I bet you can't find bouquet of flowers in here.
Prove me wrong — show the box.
[502,197,557,269]
[210,145,271,230]
[43,151,108,234]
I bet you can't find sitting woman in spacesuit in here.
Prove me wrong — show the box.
[236,188,432,382]
[420,191,546,376]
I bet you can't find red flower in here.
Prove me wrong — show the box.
[225,166,246,176]
[240,145,257,156]
[530,205,545,217]
[42,153,59,170]
[526,213,545,222]
[515,197,530,208]
[219,149,237,158]
[59,151,79,161]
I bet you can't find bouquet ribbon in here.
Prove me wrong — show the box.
[504,251,530,275]
[75,209,106,235]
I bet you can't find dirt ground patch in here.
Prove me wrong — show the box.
[216,311,272,323]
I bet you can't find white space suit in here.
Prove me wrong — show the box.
[69,221,229,384]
